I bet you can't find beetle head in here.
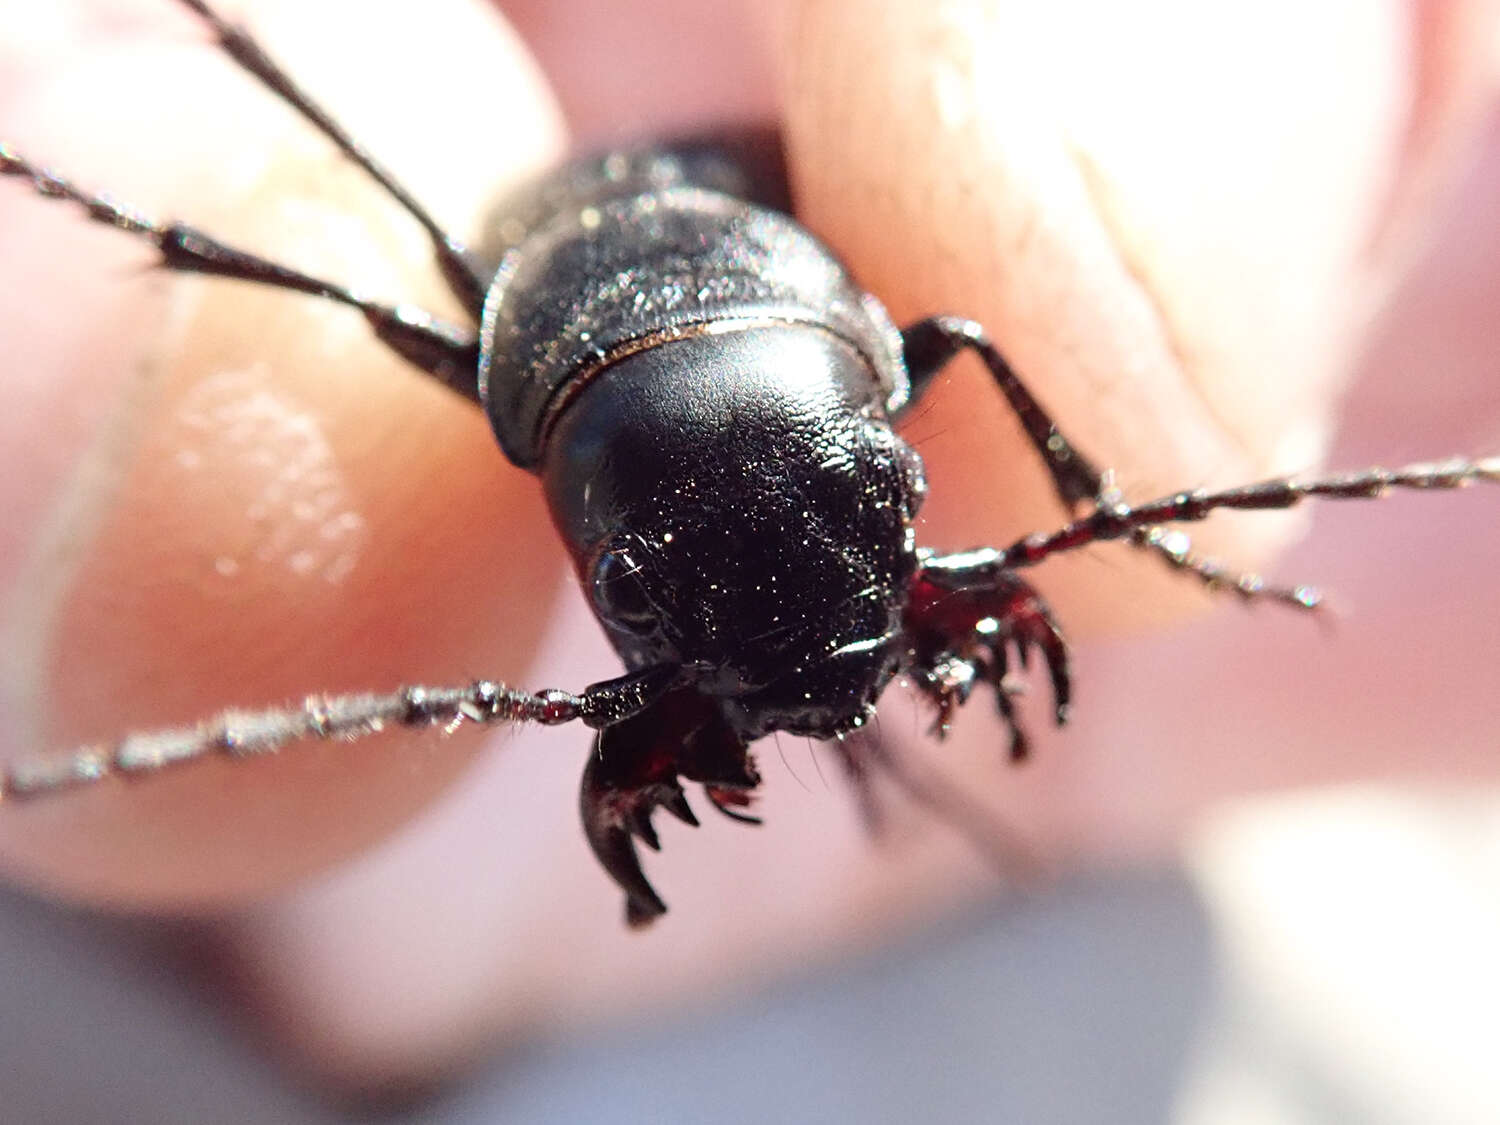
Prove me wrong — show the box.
[543,325,926,739]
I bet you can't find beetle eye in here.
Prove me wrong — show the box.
[590,546,658,633]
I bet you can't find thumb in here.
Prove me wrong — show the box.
[0,0,567,907]
[784,0,1497,632]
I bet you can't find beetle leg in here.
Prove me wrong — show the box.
[0,143,482,400]
[901,316,1101,507]
[823,731,1045,880]
[820,732,888,839]
[898,315,1336,610]
[174,0,488,309]
[920,654,977,740]
[903,555,1072,757]
[579,689,759,927]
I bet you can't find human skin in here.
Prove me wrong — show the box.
[1,0,1497,1095]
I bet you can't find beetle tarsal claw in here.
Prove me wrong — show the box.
[905,561,1073,757]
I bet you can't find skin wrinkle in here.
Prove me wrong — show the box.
[1063,138,1265,477]
[0,279,188,758]
[1365,0,1486,271]
[789,2,1287,525]
[1375,0,1437,257]
[926,5,1212,484]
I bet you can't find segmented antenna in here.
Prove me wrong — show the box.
[999,457,1500,574]
[0,681,592,800]
[901,315,1381,614]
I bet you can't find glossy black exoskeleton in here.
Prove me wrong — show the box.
[2,0,1495,924]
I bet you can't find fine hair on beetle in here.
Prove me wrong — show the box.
[2,0,1497,926]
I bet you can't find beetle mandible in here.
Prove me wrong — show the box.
[1,0,1496,925]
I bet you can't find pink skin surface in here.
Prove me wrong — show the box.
[2,0,1498,1094]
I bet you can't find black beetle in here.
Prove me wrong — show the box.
[1,0,1496,926]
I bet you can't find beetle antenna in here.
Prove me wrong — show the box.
[173,0,488,312]
[0,674,668,801]
[993,457,1500,580]
[899,316,1430,611]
